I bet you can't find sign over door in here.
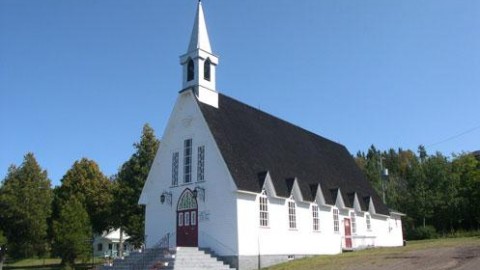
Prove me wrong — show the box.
[176,189,198,247]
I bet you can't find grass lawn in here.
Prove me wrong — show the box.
[263,237,480,270]
[4,257,102,270]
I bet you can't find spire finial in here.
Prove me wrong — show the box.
[188,0,211,53]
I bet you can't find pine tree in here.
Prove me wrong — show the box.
[0,153,52,258]
[113,124,160,247]
[53,196,92,267]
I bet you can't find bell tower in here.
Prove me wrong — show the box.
[180,1,219,108]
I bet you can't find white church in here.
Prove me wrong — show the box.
[139,2,404,269]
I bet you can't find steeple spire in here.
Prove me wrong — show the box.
[180,1,219,108]
[188,1,212,53]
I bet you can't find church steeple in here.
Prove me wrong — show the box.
[180,1,219,108]
[188,0,211,54]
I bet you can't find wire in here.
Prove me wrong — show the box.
[427,124,480,147]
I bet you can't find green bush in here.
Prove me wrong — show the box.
[408,225,438,240]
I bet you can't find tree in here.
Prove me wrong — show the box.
[0,230,6,270]
[0,153,52,258]
[113,124,160,248]
[53,158,113,234]
[452,153,480,230]
[53,196,92,267]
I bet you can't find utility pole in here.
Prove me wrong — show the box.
[379,157,389,204]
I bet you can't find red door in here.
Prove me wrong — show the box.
[344,218,352,248]
[176,189,198,247]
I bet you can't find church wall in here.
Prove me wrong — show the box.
[371,215,404,247]
[235,193,342,269]
[142,91,238,255]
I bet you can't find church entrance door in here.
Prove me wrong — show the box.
[176,189,198,247]
[344,218,352,249]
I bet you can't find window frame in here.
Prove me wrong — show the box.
[333,208,340,233]
[183,139,192,183]
[197,145,205,182]
[187,59,194,81]
[351,212,357,234]
[172,152,179,186]
[184,211,190,226]
[288,200,297,229]
[178,212,184,227]
[204,58,211,81]
[259,191,269,227]
[312,205,320,231]
[366,214,372,231]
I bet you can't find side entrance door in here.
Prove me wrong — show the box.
[176,189,198,247]
[344,218,352,249]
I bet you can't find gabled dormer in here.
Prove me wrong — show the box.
[310,184,328,206]
[258,171,278,198]
[286,178,304,202]
[180,1,219,108]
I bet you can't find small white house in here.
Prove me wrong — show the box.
[139,2,404,270]
[93,229,134,258]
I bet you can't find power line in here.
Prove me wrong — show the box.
[427,124,480,147]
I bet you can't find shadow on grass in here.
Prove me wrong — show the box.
[4,263,94,270]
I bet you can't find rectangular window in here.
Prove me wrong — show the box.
[178,213,184,227]
[184,212,190,226]
[351,212,357,234]
[312,205,319,231]
[288,201,296,229]
[197,146,205,182]
[191,211,196,226]
[259,195,269,227]
[97,243,103,251]
[172,152,179,186]
[366,214,371,231]
[333,208,339,233]
[108,243,113,250]
[183,139,192,183]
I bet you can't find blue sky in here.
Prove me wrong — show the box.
[1,0,479,186]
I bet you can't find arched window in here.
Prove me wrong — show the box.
[187,59,194,81]
[204,58,211,81]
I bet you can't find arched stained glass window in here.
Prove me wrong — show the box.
[177,189,198,211]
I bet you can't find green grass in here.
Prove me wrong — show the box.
[263,237,480,270]
[4,257,102,270]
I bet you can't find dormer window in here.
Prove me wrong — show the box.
[204,58,211,81]
[312,205,320,231]
[259,190,269,227]
[288,199,296,229]
[366,214,372,231]
[187,59,194,81]
[333,208,339,233]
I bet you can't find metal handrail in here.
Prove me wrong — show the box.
[199,231,237,255]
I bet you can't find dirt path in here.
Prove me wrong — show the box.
[346,245,480,270]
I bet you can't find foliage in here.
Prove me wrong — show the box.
[53,196,92,267]
[355,146,480,239]
[112,124,160,247]
[0,231,6,246]
[0,153,52,258]
[407,225,438,240]
[52,158,113,234]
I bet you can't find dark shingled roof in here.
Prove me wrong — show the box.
[197,92,389,216]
